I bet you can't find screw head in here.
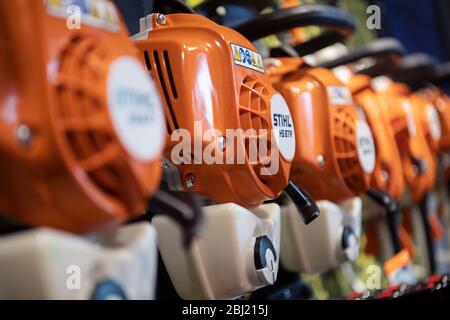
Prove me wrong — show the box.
[156,13,167,25]
[185,174,195,189]
[316,154,325,167]
[270,59,282,68]
[16,124,32,146]
[380,170,389,182]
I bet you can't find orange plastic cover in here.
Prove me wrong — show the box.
[348,74,405,200]
[376,83,436,202]
[268,57,375,202]
[0,0,165,233]
[134,14,294,208]
[419,86,450,152]
[383,249,412,279]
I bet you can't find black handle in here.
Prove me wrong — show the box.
[283,181,320,225]
[294,30,348,56]
[194,0,274,17]
[389,53,439,88]
[432,61,450,86]
[147,190,204,247]
[153,0,196,14]
[233,4,355,54]
[366,189,402,254]
[318,37,406,69]
[418,192,437,274]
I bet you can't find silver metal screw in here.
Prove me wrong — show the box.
[317,154,325,167]
[156,13,167,25]
[185,174,195,189]
[270,59,282,68]
[380,170,389,182]
[16,124,32,146]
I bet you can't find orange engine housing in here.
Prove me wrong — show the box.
[0,0,165,233]
[346,73,405,200]
[134,14,294,208]
[376,82,436,202]
[409,93,441,154]
[419,86,450,152]
[267,57,375,202]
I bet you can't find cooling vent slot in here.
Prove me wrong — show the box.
[239,76,269,131]
[143,51,152,70]
[390,116,408,138]
[142,49,178,134]
[333,106,366,193]
[389,116,410,157]
[54,36,128,203]
[238,76,273,184]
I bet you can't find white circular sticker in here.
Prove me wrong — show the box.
[426,104,441,142]
[356,121,376,174]
[107,56,165,162]
[270,93,296,161]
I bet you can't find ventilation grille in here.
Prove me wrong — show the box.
[142,49,178,134]
[238,76,273,184]
[333,106,366,193]
[54,36,124,202]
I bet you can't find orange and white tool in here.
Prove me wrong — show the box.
[236,5,373,274]
[0,0,203,300]
[0,0,165,233]
[313,39,408,264]
[132,8,315,299]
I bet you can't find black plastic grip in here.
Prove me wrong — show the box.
[153,0,196,14]
[318,37,406,69]
[283,181,320,225]
[389,53,439,87]
[147,190,204,247]
[418,193,437,274]
[233,4,355,52]
[366,189,402,254]
[194,0,274,17]
[432,61,450,86]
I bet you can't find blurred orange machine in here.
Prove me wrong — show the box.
[377,79,436,203]
[235,5,373,203]
[396,59,450,156]
[268,57,375,202]
[351,74,405,200]
[314,38,409,257]
[420,86,450,153]
[233,5,371,280]
[316,39,407,202]
[0,0,166,233]
[372,66,438,273]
